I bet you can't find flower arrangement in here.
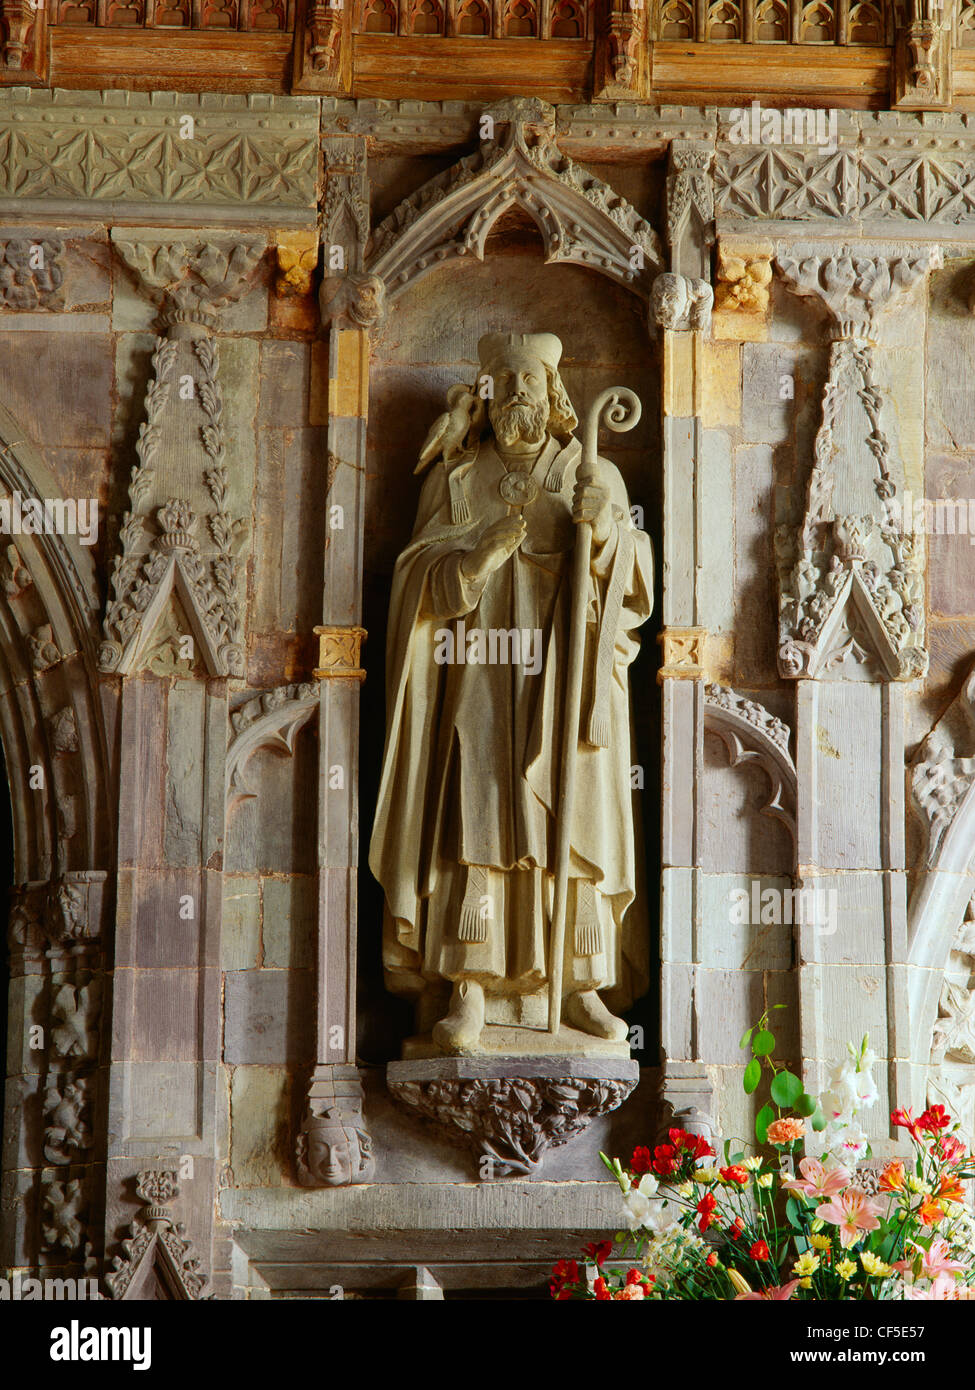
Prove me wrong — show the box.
[550,1013,975,1301]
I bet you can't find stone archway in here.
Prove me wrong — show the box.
[0,402,113,1282]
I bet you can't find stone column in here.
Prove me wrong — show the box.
[295,135,380,1183]
[652,268,718,1137]
[775,243,942,1154]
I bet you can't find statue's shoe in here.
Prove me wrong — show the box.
[432,979,485,1054]
[564,989,628,1043]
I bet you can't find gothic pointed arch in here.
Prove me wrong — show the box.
[0,402,111,884]
[366,100,664,305]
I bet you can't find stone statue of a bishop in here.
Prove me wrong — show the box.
[369,331,652,1055]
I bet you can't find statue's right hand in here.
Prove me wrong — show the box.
[460,516,526,585]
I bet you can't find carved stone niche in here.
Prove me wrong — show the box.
[387,1057,639,1179]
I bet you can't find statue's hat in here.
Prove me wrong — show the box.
[478,331,563,374]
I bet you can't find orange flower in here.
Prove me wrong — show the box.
[767,1117,806,1145]
[918,1197,946,1227]
[879,1159,905,1192]
[938,1173,965,1204]
[615,1284,646,1300]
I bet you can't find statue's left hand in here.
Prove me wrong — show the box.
[572,464,613,546]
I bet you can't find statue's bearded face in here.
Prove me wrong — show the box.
[489,351,550,448]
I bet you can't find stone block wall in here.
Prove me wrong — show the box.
[1,91,975,1297]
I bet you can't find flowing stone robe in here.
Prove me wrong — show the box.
[369,430,652,1025]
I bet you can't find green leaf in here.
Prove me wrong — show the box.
[795,1091,818,1117]
[770,1069,803,1108]
[739,1027,754,1051]
[756,1103,775,1144]
[743,1058,762,1094]
[785,1196,805,1230]
[723,1138,732,1164]
[810,1106,828,1133]
[752,1030,776,1056]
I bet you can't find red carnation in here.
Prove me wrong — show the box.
[630,1146,653,1175]
[669,1128,715,1160]
[593,1276,611,1301]
[749,1240,770,1261]
[653,1144,679,1177]
[720,1165,749,1185]
[697,1192,718,1232]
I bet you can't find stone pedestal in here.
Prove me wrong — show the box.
[387,1056,638,1178]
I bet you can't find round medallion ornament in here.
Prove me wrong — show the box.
[498,472,539,507]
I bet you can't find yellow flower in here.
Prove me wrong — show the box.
[810,1234,832,1251]
[757,1174,774,1189]
[810,1218,825,1234]
[677,1182,694,1198]
[792,1252,820,1277]
[799,1278,813,1289]
[743,1156,763,1171]
[906,1176,928,1195]
[836,1259,857,1280]
[695,1168,720,1185]
[860,1253,892,1278]
[726,1268,752,1296]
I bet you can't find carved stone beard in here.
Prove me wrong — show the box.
[489,397,549,450]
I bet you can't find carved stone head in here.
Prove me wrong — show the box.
[296,1107,375,1187]
[651,273,713,332]
[477,331,577,446]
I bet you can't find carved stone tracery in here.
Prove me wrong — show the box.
[105,1171,210,1300]
[774,244,940,681]
[367,99,663,303]
[704,684,797,843]
[99,236,261,679]
[226,681,319,812]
